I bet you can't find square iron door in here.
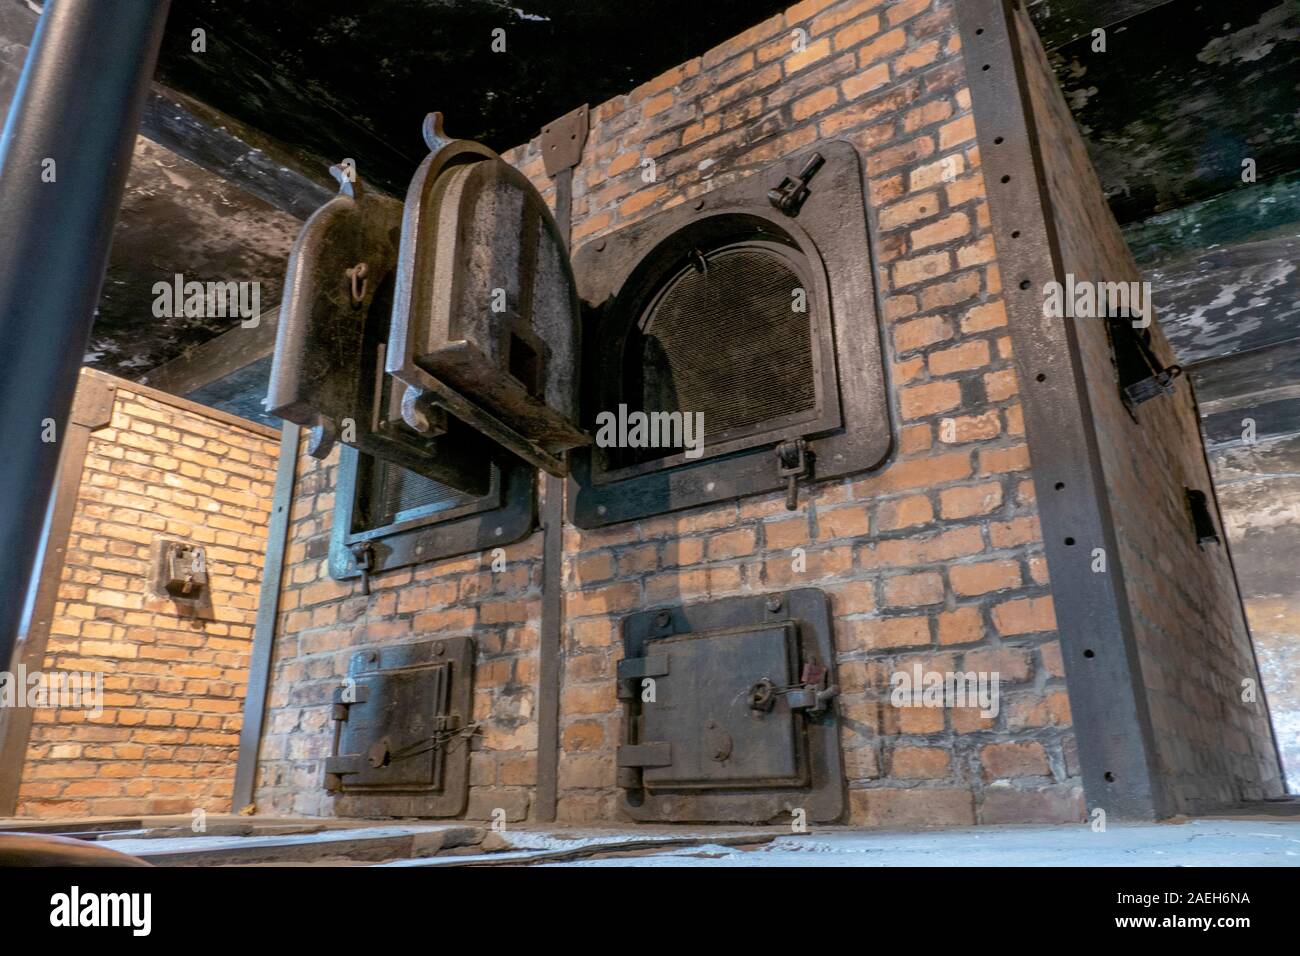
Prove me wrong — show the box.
[325,637,473,817]
[639,623,806,789]
[617,589,844,824]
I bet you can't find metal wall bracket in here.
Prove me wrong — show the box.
[540,104,590,177]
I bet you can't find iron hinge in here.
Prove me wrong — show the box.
[616,742,672,768]
[1107,315,1183,411]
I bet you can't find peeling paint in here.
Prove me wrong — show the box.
[1197,3,1300,65]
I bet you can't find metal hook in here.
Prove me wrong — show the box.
[346,262,369,305]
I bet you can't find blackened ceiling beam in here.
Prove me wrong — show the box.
[1028,0,1176,50]
[142,84,337,219]
[137,306,278,398]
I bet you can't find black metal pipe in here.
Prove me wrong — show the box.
[0,0,171,670]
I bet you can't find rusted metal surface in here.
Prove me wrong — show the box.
[535,105,588,823]
[232,422,300,812]
[569,140,889,528]
[267,162,500,493]
[386,113,587,475]
[617,590,843,824]
[327,445,535,580]
[328,638,475,818]
[540,104,590,177]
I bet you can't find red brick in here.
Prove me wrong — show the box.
[877,494,933,531]
[980,742,1051,780]
[939,481,1003,519]
[892,746,951,778]
[949,559,1022,596]
[928,340,989,376]
[883,570,945,607]
[992,597,1057,635]
[937,606,985,644]
[851,788,975,827]
[894,314,952,352]
[901,381,961,420]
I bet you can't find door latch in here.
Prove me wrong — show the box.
[349,541,374,595]
[786,661,839,716]
[777,439,812,511]
[768,152,825,216]
[747,661,839,717]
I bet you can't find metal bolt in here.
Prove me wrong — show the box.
[693,198,706,210]
[595,239,607,251]
[766,596,783,613]
[654,610,671,628]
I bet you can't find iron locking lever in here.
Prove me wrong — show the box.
[767,152,825,216]
[777,439,812,511]
[349,541,374,596]
[747,662,839,717]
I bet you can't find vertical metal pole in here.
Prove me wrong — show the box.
[232,423,300,812]
[0,0,171,670]
[533,104,588,822]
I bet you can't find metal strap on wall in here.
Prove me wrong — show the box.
[953,0,1165,819]
[533,104,589,823]
[232,422,301,811]
[0,370,116,815]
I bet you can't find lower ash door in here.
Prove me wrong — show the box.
[324,637,473,817]
[617,589,844,823]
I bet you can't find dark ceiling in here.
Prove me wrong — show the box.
[1037,0,1300,223]
[156,0,792,193]
[3,0,1296,416]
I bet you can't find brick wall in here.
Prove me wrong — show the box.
[255,0,1085,827]
[254,438,546,819]
[13,373,279,818]
[1015,6,1283,812]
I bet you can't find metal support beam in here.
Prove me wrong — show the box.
[954,0,1165,819]
[232,423,300,812]
[138,306,279,397]
[0,0,172,673]
[533,104,589,823]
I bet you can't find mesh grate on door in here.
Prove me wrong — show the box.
[361,460,499,529]
[639,243,817,442]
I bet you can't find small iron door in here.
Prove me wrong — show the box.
[325,637,474,817]
[617,589,844,824]
[639,623,807,789]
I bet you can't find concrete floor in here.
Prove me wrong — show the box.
[535,820,1300,867]
[5,813,1299,866]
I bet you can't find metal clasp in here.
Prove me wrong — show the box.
[776,438,812,511]
[768,152,825,216]
[349,541,374,596]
